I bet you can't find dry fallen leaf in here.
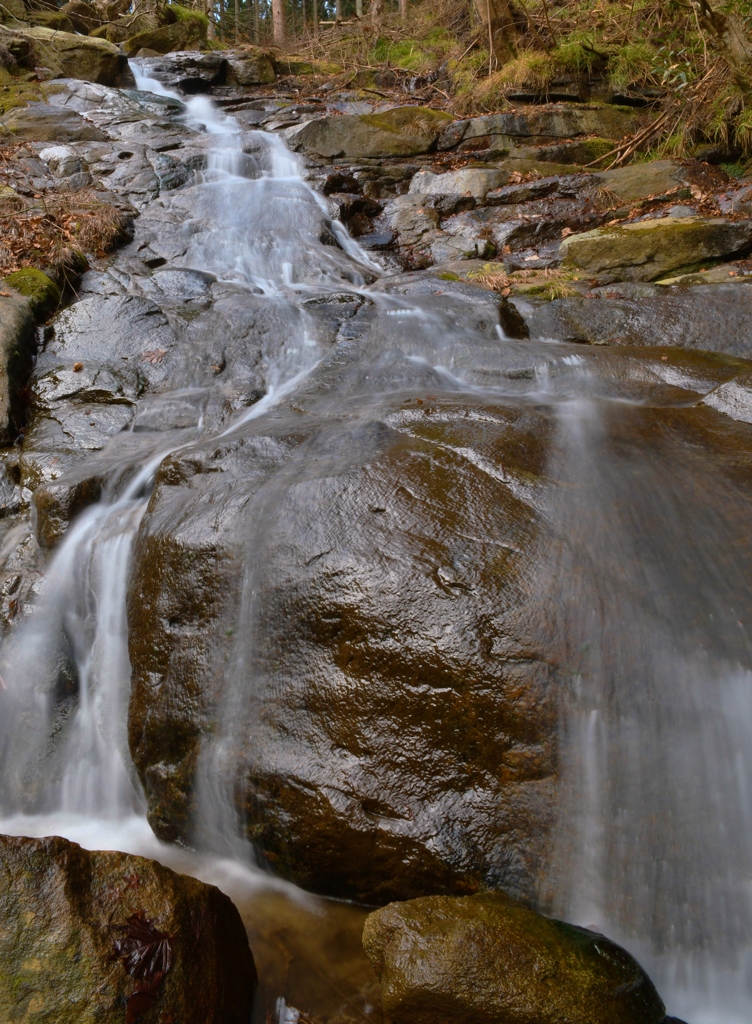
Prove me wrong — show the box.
[561,227,573,238]
[142,349,167,365]
[73,362,83,372]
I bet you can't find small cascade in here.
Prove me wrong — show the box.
[0,58,751,1024]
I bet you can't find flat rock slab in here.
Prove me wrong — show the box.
[516,282,752,358]
[284,106,454,159]
[409,167,510,199]
[3,102,108,142]
[560,216,752,281]
[0,833,256,1024]
[440,104,642,152]
[363,892,666,1024]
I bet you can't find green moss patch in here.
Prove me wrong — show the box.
[3,268,61,317]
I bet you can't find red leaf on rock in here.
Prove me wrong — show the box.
[113,911,173,982]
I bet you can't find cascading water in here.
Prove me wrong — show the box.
[0,58,751,1024]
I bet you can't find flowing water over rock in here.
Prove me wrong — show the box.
[1,61,752,1023]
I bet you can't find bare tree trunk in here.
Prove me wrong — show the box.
[399,0,407,20]
[473,0,517,65]
[371,0,383,29]
[234,0,239,43]
[313,0,318,36]
[335,0,340,19]
[272,0,285,44]
[355,0,362,16]
[301,0,306,36]
[254,0,259,42]
[692,0,752,90]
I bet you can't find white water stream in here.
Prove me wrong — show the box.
[0,62,750,1024]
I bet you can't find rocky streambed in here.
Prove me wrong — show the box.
[1,48,752,1024]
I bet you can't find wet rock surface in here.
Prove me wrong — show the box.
[0,833,256,1023]
[362,892,666,1024]
[3,56,752,1024]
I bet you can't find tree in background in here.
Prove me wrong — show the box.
[473,0,516,65]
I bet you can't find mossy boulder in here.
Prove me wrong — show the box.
[276,56,342,75]
[362,893,666,1024]
[3,267,60,317]
[560,216,752,282]
[285,106,454,159]
[0,79,43,115]
[59,0,102,34]
[0,834,256,1024]
[124,18,206,57]
[24,9,75,32]
[226,50,276,85]
[443,103,642,154]
[0,25,133,86]
[594,159,696,203]
[0,0,25,23]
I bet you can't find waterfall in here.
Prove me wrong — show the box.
[0,59,751,1024]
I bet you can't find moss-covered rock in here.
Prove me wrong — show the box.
[24,9,75,33]
[285,106,454,159]
[124,17,205,56]
[226,50,276,85]
[0,79,43,115]
[0,25,132,86]
[362,893,666,1024]
[443,103,643,154]
[276,56,343,75]
[0,0,24,23]
[59,0,102,34]
[594,159,697,203]
[0,834,256,1024]
[560,216,752,281]
[3,267,61,317]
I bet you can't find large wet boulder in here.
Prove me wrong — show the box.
[362,893,666,1024]
[0,286,36,445]
[0,833,256,1023]
[0,25,133,86]
[285,107,454,159]
[560,216,752,282]
[127,353,558,904]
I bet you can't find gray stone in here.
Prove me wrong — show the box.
[408,167,510,199]
[284,107,454,160]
